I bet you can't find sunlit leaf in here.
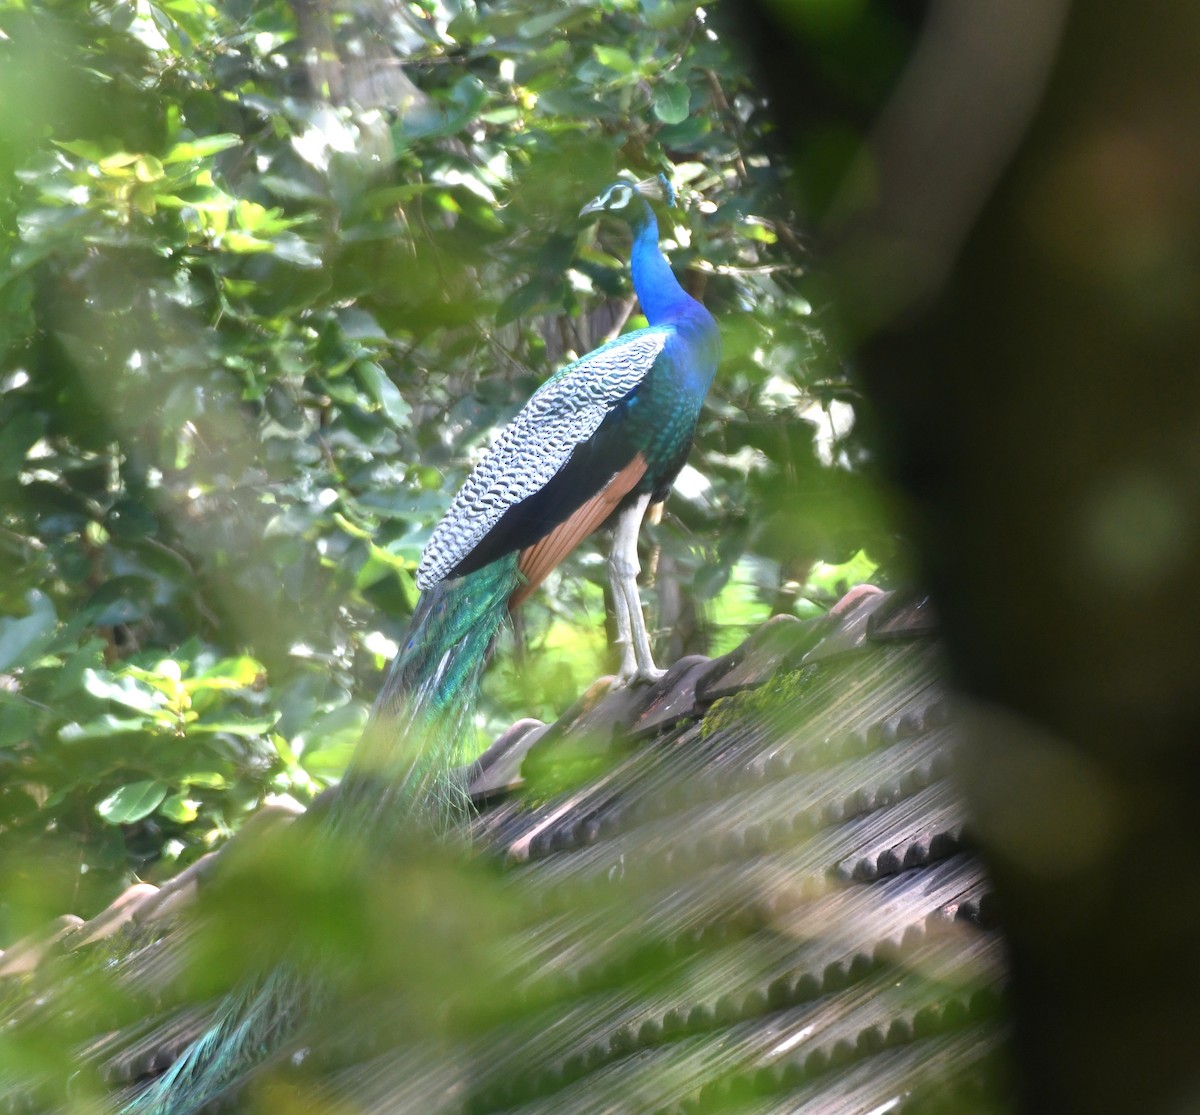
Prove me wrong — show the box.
[186,656,264,693]
[160,791,200,823]
[82,669,164,715]
[162,133,242,164]
[97,152,140,174]
[134,155,164,183]
[180,771,228,789]
[355,543,414,591]
[219,231,274,254]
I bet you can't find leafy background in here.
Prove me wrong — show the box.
[0,0,901,937]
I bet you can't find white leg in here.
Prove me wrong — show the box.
[609,549,639,682]
[608,493,665,686]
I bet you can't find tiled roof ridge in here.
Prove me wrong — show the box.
[470,586,937,806]
[0,587,918,981]
[470,588,942,850]
[495,695,956,871]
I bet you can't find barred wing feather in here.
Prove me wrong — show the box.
[416,326,671,589]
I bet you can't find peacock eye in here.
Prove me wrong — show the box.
[607,185,633,210]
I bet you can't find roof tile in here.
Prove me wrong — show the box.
[0,915,84,978]
[697,614,808,701]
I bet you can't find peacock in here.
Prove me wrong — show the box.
[119,174,719,1114]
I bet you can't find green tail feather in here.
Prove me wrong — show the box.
[118,967,315,1115]
[119,558,519,1114]
[333,553,520,837]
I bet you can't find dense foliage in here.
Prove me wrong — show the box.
[0,0,893,931]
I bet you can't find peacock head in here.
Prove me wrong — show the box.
[579,174,676,220]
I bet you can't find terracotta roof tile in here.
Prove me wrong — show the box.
[697,614,809,701]
[68,883,160,951]
[868,591,940,641]
[469,717,547,802]
[0,915,84,979]
[629,653,712,738]
[799,587,893,664]
[131,850,221,926]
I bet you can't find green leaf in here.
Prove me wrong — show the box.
[593,46,635,74]
[805,550,880,598]
[162,134,242,164]
[449,75,487,114]
[186,655,264,693]
[653,80,691,124]
[642,0,693,29]
[0,698,35,748]
[296,703,368,774]
[220,231,274,254]
[516,9,576,38]
[355,543,414,590]
[50,639,108,701]
[339,308,387,340]
[180,770,227,789]
[693,562,730,603]
[535,89,599,118]
[160,791,200,823]
[356,362,412,427]
[187,713,278,736]
[98,152,141,175]
[495,279,549,326]
[83,576,155,626]
[0,590,57,673]
[82,668,164,715]
[53,138,110,161]
[59,715,151,743]
[270,233,323,268]
[105,497,157,539]
[96,780,168,824]
[135,155,165,183]
[156,183,231,210]
[235,199,270,230]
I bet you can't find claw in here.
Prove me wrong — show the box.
[614,662,667,688]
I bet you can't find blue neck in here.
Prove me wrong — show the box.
[630,200,695,325]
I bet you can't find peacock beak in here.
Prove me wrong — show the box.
[579,196,605,218]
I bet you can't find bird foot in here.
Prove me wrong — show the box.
[613,661,667,688]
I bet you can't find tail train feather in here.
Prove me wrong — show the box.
[336,553,521,837]
[119,557,520,1114]
[119,967,315,1115]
